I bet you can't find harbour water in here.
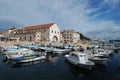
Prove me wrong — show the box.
[0,50,120,80]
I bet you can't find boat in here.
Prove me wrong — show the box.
[52,48,71,54]
[5,48,35,59]
[39,47,53,52]
[88,55,108,65]
[65,59,92,76]
[66,51,95,70]
[1,45,27,55]
[93,48,110,57]
[21,45,40,51]
[0,47,5,53]
[11,54,46,63]
[0,46,20,53]
[39,47,71,54]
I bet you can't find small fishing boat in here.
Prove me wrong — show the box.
[52,48,70,54]
[21,45,40,51]
[11,54,46,63]
[0,46,21,53]
[66,51,95,70]
[5,48,35,59]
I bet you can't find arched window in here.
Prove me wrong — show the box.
[24,36,26,40]
[30,36,32,41]
[20,37,21,40]
[51,30,53,33]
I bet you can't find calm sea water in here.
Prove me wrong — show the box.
[0,50,120,80]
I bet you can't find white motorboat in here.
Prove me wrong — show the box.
[66,51,95,70]
[5,48,34,59]
[105,49,114,54]
[93,48,110,57]
[88,55,108,65]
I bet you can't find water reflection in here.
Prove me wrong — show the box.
[12,60,45,68]
[93,64,107,72]
[46,54,60,64]
[2,59,16,65]
[114,49,119,53]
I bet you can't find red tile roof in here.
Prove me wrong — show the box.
[22,23,55,31]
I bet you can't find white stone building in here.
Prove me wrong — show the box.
[15,23,61,42]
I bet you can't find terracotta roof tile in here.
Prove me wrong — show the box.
[22,23,55,31]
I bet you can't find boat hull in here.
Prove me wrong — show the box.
[11,54,46,63]
[67,58,94,70]
[89,57,108,65]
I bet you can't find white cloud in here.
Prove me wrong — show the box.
[0,0,119,39]
[103,0,120,7]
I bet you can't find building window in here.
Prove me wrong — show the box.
[20,37,21,40]
[64,34,66,36]
[44,29,46,32]
[30,36,32,41]
[24,36,26,40]
[51,30,53,33]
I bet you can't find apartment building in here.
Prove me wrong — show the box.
[61,30,80,43]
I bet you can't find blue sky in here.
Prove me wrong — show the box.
[0,0,120,39]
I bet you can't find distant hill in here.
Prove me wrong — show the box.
[80,33,91,40]
[86,28,120,40]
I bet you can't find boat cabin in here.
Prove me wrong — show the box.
[70,52,89,64]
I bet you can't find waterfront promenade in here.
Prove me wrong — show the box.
[0,41,64,48]
[0,41,33,48]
